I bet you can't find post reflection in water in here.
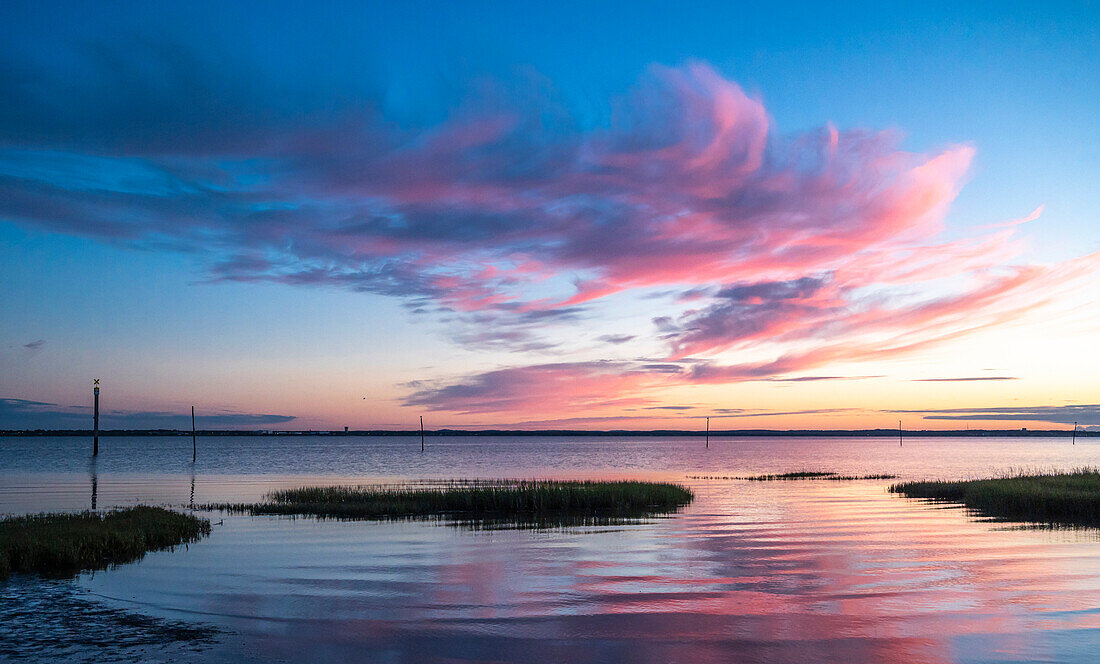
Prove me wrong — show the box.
[88,456,97,511]
[5,435,1100,663]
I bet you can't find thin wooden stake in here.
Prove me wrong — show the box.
[420,415,425,453]
[898,420,903,447]
[93,379,100,456]
[1073,421,1078,445]
[706,417,709,449]
[192,405,197,462]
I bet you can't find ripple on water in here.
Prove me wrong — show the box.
[5,436,1100,663]
[0,576,220,663]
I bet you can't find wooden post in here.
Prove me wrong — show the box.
[192,406,197,462]
[898,420,903,447]
[93,379,100,456]
[1073,421,1078,445]
[706,417,709,449]
[420,416,425,453]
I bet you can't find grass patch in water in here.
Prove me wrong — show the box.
[0,506,210,579]
[209,480,693,524]
[688,472,897,481]
[890,468,1100,526]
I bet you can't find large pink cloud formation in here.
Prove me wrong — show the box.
[2,62,1095,416]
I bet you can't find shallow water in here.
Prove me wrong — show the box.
[2,435,1100,663]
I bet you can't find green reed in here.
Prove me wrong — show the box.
[209,480,693,523]
[0,506,210,579]
[890,468,1100,526]
[688,472,897,481]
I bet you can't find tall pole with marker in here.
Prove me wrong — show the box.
[420,416,425,453]
[192,406,197,462]
[706,417,710,449]
[93,378,100,456]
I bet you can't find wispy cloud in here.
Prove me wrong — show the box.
[22,339,44,352]
[597,334,636,345]
[895,404,1100,426]
[2,44,1096,410]
[403,361,668,415]
[711,407,858,418]
[766,375,885,382]
[0,397,295,429]
[913,376,1018,382]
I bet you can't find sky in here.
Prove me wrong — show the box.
[2,1,1099,431]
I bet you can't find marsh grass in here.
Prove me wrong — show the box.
[688,472,897,481]
[890,468,1100,526]
[0,506,210,579]
[208,480,694,525]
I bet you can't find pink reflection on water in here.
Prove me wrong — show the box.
[187,481,1100,662]
[10,436,1100,662]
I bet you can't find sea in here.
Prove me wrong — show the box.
[2,434,1099,663]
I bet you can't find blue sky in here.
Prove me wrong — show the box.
[2,1,1098,429]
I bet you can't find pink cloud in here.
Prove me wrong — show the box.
[404,362,669,415]
[4,59,1095,414]
[1,63,996,316]
[407,251,1100,415]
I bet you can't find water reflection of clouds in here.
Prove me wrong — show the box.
[8,436,1100,662]
[169,483,1099,662]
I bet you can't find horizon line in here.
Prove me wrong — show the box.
[3,427,1092,437]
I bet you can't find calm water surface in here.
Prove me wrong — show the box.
[2,435,1100,663]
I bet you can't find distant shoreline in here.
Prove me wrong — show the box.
[1,428,1092,438]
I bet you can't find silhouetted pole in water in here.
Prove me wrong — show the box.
[1073,421,1078,445]
[192,406,197,462]
[93,378,100,456]
[899,420,903,447]
[90,460,98,510]
[706,417,710,449]
[420,416,425,453]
